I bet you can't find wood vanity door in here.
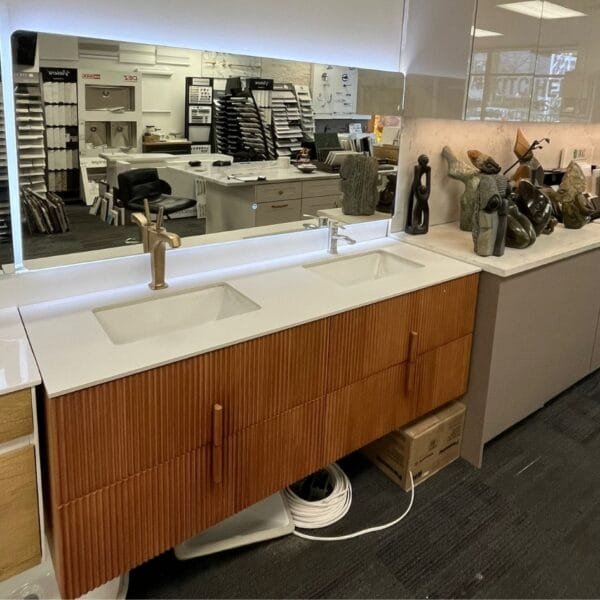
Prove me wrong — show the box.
[46,319,328,505]
[323,363,413,464]
[0,446,41,582]
[415,274,479,355]
[327,293,419,392]
[413,335,473,417]
[225,398,326,513]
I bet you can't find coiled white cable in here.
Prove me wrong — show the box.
[283,463,415,542]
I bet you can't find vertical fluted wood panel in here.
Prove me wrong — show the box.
[416,274,479,355]
[47,320,327,505]
[323,364,413,464]
[414,335,473,416]
[227,398,325,512]
[327,293,419,393]
[55,445,237,599]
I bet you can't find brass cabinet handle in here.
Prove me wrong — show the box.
[270,203,289,209]
[406,331,419,394]
[212,404,223,484]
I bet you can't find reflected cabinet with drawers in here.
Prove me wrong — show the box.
[42,274,478,598]
[205,179,342,233]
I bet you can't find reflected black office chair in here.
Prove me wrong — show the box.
[117,168,196,218]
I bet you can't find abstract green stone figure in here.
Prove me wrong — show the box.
[442,146,480,232]
[473,175,508,257]
[547,161,598,229]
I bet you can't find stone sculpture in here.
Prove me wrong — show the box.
[442,146,480,231]
[508,129,548,186]
[340,155,380,216]
[405,155,431,235]
[472,174,508,257]
[516,180,555,235]
[547,161,597,229]
[506,198,536,249]
[376,174,396,214]
[467,150,502,175]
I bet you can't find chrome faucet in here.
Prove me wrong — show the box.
[302,213,329,230]
[147,207,181,290]
[328,220,356,254]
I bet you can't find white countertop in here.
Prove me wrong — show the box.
[19,238,479,398]
[395,221,600,278]
[0,307,41,395]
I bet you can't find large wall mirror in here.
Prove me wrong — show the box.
[2,31,403,271]
[0,55,14,270]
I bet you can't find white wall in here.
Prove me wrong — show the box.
[3,0,405,71]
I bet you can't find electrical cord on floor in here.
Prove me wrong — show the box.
[283,463,415,542]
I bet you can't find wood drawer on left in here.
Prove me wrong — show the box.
[0,445,41,582]
[0,389,33,445]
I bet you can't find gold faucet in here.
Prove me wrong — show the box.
[130,199,152,252]
[147,207,181,290]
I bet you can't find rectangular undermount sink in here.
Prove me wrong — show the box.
[304,251,424,286]
[94,283,260,345]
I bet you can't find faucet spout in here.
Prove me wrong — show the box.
[327,220,357,254]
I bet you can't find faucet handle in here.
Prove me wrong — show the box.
[155,206,165,230]
[303,213,329,227]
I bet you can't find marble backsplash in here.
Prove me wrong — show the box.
[391,118,600,233]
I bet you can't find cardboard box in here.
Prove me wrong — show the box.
[363,402,465,492]
[143,134,161,143]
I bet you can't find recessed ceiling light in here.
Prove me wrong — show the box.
[471,26,504,37]
[498,1,586,19]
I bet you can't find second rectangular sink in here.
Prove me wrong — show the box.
[94,283,260,345]
[304,250,424,286]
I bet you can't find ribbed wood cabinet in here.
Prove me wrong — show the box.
[43,274,478,598]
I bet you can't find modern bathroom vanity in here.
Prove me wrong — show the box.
[3,228,478,598]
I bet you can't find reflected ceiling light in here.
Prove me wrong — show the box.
[471,26,504,37]
[498,1,586,19]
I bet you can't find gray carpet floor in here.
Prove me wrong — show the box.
[127,370,600,599]
[0,204,204,265]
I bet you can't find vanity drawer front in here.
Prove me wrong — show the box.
[301,195,339,215]
[255,198,302,226]
[255,182,302,203]
[0,446,41,583]
[46,319,328,504]
[327,292,420,392]
[302,179,341,198]
[416,274,478,355]
[0,388,33,445]
[323,364,413,464]
[414,335,472,417]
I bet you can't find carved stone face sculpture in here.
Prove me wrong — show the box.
[516,180,554,235]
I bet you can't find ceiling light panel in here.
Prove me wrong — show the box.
[497,1,586,19]
[471,26,504,37]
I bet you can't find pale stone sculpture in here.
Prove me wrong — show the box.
[442,146,480,231]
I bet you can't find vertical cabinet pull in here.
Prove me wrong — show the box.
[212,404,223,484]
[406,331,419,394]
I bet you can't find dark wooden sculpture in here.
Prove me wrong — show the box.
[405,155,431,235]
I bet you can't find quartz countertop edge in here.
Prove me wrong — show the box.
[394,222,600,278]
[19,238,480,399]
[0,306,41,395]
